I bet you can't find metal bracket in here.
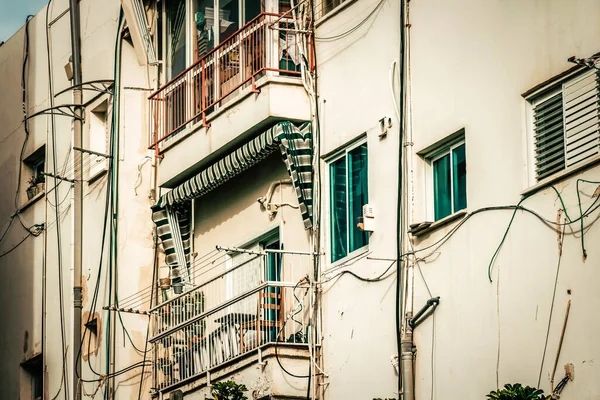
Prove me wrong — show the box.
[54,79,115,97]
[73,146,111,159]
[25,104,84,121]
[41,172,76,184]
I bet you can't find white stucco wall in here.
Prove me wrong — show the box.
[0,1,157,399]
[315,0,402,399]
[407,1,600,399]
[315,1,600,400]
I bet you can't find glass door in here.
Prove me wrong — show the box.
[166,0,187,79]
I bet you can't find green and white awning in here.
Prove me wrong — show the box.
[152,121,312,276]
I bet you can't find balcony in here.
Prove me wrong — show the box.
[149,13,311,187]
[149,248,311,394]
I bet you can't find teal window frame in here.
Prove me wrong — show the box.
[328,141,369,263]
[430,141,467,221]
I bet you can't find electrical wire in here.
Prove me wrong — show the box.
[44,1,71,397]
[274,280,312,379]
[314,0,385,42]
[0,233,32,258]
[537,223,565,388]
[403,199,600,279]
[487,183,600,282]
[321,260,396,284]
[396,0,406,396]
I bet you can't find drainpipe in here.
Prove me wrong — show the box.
[396,0,408,398]
[68,0,83,398]
[401,312,414,400]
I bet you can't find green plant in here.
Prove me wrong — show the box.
[487,384,551,400]
[27,174,44,188]
[211,380,248,400]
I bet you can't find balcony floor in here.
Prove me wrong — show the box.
[157,75,310,188]
[157,343,311,399]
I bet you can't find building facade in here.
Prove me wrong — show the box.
[1,0,600,399]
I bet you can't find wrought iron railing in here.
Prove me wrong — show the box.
[149,13,306,156]
[149,250,311,392]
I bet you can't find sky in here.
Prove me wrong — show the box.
[0,0,49,43]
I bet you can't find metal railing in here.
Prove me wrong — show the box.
[149,13,306,156]
[149,250,311,391]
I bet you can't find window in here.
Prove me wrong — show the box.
[329,142,368,262]
[319,0,346,18]
[160,0,264,80]
[86,100,110,179]
[20,354,42,400]
[529,69,600,182]
[24,146,46,201]
[430,142,466,221]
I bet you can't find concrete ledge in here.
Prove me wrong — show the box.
[158,343,311,399]
[157,77,311,188]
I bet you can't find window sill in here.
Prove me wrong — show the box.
[409,210,467,237]
[522,155,600,197]
[324,245,370,274]
[19,191,45,212]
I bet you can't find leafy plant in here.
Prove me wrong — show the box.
[211,380,248,400]
[487,384,551,400]
[27,174,44,188]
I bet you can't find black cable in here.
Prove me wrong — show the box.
[323,260,396,284]
[396,0,406,396]
[45,2,71,397]
[309,2,322,397]
[274,281,311,379]
[406,201,600,263]
[0,233,32,258]
[537,226,565,388]
[314,0,385,42]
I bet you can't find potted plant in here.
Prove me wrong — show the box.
[487,383,551,400]
[26,175,45,200]
[211,380,248,400]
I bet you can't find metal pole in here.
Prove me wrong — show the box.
[68,0,83,398]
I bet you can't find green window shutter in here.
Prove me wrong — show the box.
[348,144,369,253]
[452,143,467,212]
[330,158,348,262]
[433,153,452,221]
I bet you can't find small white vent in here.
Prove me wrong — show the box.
[532,70,600,181]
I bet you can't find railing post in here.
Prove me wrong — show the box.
[201,59,209,127]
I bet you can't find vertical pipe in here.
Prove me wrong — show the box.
[68,0,83,398]
[397,0,408,398]
[401,312,414,400]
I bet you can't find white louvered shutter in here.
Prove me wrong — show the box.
[563,70,600,168]
[533,92,565,181]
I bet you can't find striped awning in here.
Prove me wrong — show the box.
[152,121,312,276]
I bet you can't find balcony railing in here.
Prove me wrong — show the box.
[149,13,306,156]
[149,250,311,392]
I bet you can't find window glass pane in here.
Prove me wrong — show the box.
[194,0,216,60]
[166,0,187,77]
[433,153,452,220]
[218,0,239,43]
[330,158,347,262]
[245,0,262,22]
[452,144,467,212]
[348,144,368,252]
